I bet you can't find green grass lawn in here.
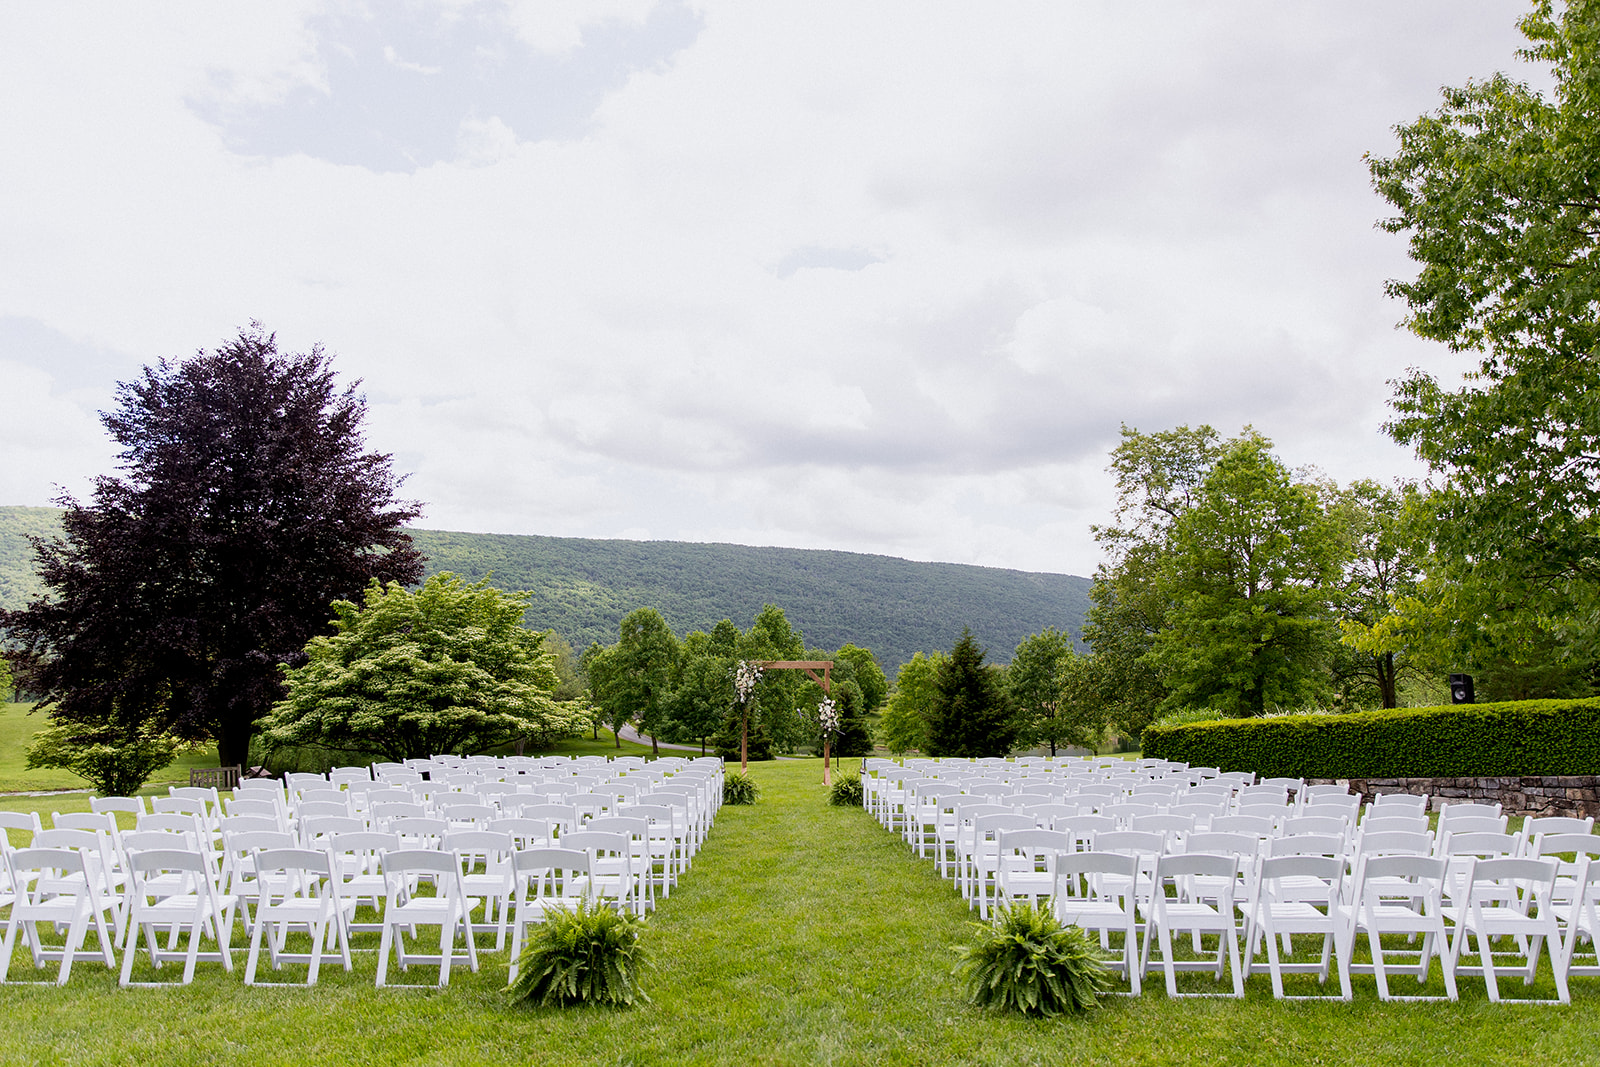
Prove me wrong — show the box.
[1,760,1597,1065]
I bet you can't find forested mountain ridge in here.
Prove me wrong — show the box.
[0,507,1090,670]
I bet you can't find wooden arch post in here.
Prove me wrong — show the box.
[757,660,837,786]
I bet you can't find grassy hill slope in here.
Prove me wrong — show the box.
[0,507,1090,669]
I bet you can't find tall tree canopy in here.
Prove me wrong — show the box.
[585,607,680,753]
[0,326,423,766]
[1370,0,1600,684]
[1150,432,1343,717]
[260,573,581,762]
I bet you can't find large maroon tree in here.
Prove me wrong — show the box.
[0,325,424,768]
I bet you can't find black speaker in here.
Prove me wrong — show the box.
[1448,673,1475,705]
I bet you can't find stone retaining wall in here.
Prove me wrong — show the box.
[1311,775,1600,819]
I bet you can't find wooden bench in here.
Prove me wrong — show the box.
[190,765,243,790]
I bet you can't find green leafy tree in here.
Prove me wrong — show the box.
[1056,651,1111,755]
[1083,425,1223,738]
[1369,1,1600,687]
[662,628,735,754]
[0,326,423,767]
[1008,628,1075,755]
[833,644,888,711]
[925,629,1016,758]
[878,652,943,755]
[1330,480,1430,708]
[586,608,680,753]
[260,573,581,762]
[1150,433,1345,717]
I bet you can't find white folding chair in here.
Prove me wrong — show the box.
[559,830,642,916]
[0,847,117,984]
[1443,856,1568,1004]
[995,828,1071,910]
[441,829,516,949]
[1139,852,1244,998]
[1053,851,1144,995]
[1243,854,1351,1000]
[118,848,236,986]
[376,849,481,988]
[244,848,354,986]
[1342,854,1457,1001]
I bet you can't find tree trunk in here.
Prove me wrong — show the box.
[650,732,659,756]
[216,721,251,770]
[1378,652,1398,709]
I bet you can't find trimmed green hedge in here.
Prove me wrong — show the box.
[1141,698,1600,779]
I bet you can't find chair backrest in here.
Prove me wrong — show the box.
[1535,833,1600,860]
[127,847,209,879]
[1439,800,1502,821]
[123,828,201,854]
[51,812,115,834]
[1356,852,1448,889]
[1055,849,1140,881]
[1257,853,1342,892]
[1154,850,1239,885]
[1093,830,1165,856]
[220,815,282,837]
[382,847,459,878]
[1132,813,1195,836]
[254,847,335,879]
[513,847,591,895]
[1523,816,1595,848]
[89,796,147,817]
[997,828,1072,856]
[1443,830,1521,859]
[1183,831,1261,858]
[441,829,515,860]
[559,830,629,860]
[150,796,208,818]
[1463,856,1558,900]
[1371,793,1428,813]
[1355,829,1433,858]
[1281,815,1349,840]
[1438,814,1508,836]
[1267,833,1344,859]
[1209,814,1274,837]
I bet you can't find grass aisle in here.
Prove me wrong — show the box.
[3,761,1600,1065]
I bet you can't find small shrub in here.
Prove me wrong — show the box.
[25,716,187,796]
[953,902,1109,1017]
[828,771,864,806]
[723,770,759,805]
[506,898,649,1008]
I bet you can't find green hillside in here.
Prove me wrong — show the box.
[0,507,1090,669]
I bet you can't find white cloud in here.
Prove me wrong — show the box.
[0,0,1535,575]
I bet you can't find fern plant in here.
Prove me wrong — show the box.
[506,898,650,1008]
[828,771,864,807]
[952,902,1109,1016]
[723,770,759,805]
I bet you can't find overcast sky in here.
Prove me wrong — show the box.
[0,1,1538,577]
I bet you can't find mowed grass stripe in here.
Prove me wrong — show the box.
[3,760,1600,1066]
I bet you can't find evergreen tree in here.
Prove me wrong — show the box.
[925,629,1016,758]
